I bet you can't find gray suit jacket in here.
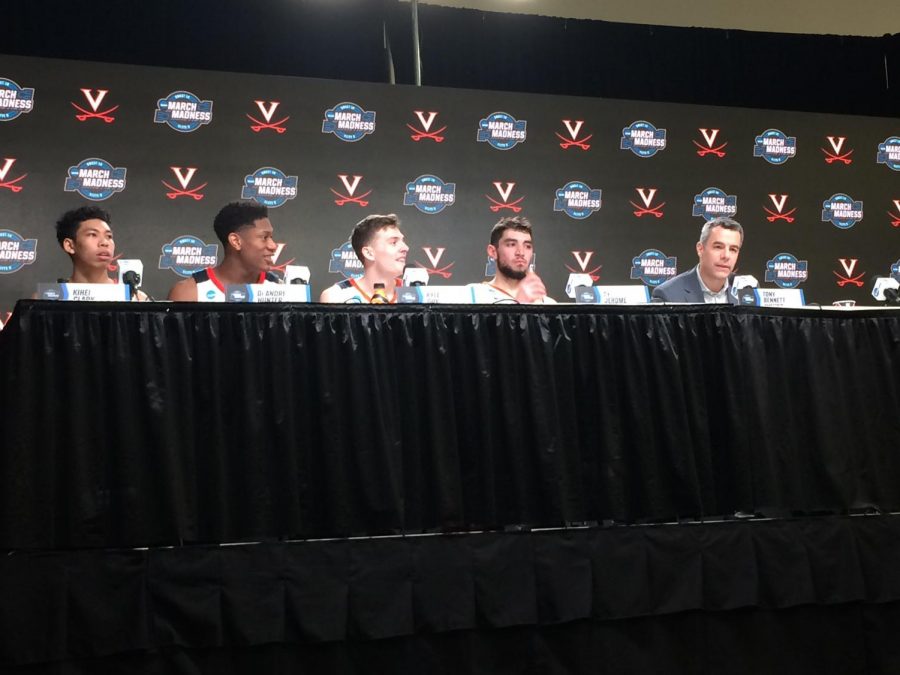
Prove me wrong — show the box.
[651,266,737,304]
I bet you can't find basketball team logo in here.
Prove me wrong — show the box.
[403,174,456,214]
[0,78,35,121]
[888,199,900,228]
[154,91,213,132]
[833,258,865,288]
[821,193,863,230]
[159,236,219,277]
[553,181,602,219]
[486,182,524,213]
[753,129,797,164]
[331,175,372,207]
[693,187,737,220]
[630,188,665,218]
[407,111,446,142]
[414,246,455,279]
[322,102,376,142]
[0,229,37,274]
[764,194,795,222]
[0,158,26,193]
[247,100,288,133]
[876,137,900,171]
[694,128,727,157]
[556,120,592,150]
[566,250,602,281]
[329,241,364,279]
[765,252,808,288]
[620,120,666,158]
[477,112,527,150]
[71,88,118,123]
[64,158,127,201]
[241,167,298,208]
[630,249,677,286]
[162,167,206,200]
[822,136,853,164]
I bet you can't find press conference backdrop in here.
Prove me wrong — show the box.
[0,53,898,318]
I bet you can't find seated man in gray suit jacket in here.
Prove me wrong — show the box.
[652,216,743,303]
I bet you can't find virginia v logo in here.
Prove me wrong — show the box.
[247,100,289,133]
[162,167,206,200]
[556,119,591,150]
[566,250,602,281]
[630,187,665,218]
[72,88,118,123]
[331,174,372,206]
[407,110,446,142]
[693,128,727,157]
[822,135,853,164]
[485,181,524,212]
[0,158,26,193]
[764,194,796,222]
[833,258,865,287]
[415,246,454,278]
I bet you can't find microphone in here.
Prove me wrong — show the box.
[565,273,593,299]
[402,267,429,286]
[872,276,900,303]
[122,270,140,300]
[284,265,311,285]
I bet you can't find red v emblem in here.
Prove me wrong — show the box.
[636,188,657,208]
[493,182,515,202]
[255,101,279,123]
[338,175,363,195]
[768,194,788,212]
[423,247,445,268]
[81,88,108,111]
[699,128,719,146]
[171,167,197,189]
[838,258,858,276]
[413,111,437,131]
[827,136,846,154]
[562,120,584,138]
[572,251,593,271]
[0,158,16,181]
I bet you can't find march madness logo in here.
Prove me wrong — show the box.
[0,158,26,193]
[876,137,900,171]
[71,88,118,123]
[754,129,797,164]
[329,241,364,279]
[822,136,853,164]
[821,193,863,229]
[566,251,602,281]
[241,167,298,208]
[322,102,376,142]
[477,112,527,150]
[763,194,796,222]
[414,246,455,279]
[159,235,219,277]
[888,199,900,228]
[693,187,737,220]
[407,111,446,142]
[403,174,456,214]
[247,100,288,133]
[556,119,591,150]
[64,158,127,201]
[154,91,213,132]
[630,188,665,218]
[693,128,727,157]
[0,229,37,274]
[0,78,35,121]
[486,182,524,213]
[554,181,601,219]
[331,175,372,207]
[833,258,865,287]
[630,249,677,286]
[162,167,206,200]
[765,253,808,288]
[620,120,666,158]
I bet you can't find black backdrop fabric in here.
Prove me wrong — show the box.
[2,301,899,550]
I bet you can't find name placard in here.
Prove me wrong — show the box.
[397,286,474,304]
[575,285,651,304]
[751,288,806,308]
[38,283,131,301]
[225,284,311,303]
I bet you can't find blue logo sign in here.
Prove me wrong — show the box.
[553,181,602,219]
[765,252,808,288]
[241,167,299,208]
[692,187,737,220]
[159,235,219,277]
[322,102,376,142]
[620,120,667,158]
[0,229,37,274]
[630,249,677,286]
[476,111,527,150]
[821,193,863,229]
[876,137,900,171]
[329,241,364,279]
[154,91,213,132]
[403,174,456,214]
[0,77,35,122]
[753,129,797,164]
[64,158,127,201]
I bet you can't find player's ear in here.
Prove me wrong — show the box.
[486,244,496,261]
[62,238,76,255]
[362,246,375,262]
[228,232,242,252]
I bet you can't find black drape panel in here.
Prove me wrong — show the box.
[3,517,900,671]
[2,301,899,549]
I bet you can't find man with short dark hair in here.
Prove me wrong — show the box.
[468,216,555,304]
[168,201,279,302]
[55,205,117,284]
[319,213,409,303]
[651,216,744,303]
